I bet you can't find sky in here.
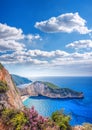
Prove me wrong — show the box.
[0,0,92,77]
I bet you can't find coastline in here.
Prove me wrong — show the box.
[21,95,29,102]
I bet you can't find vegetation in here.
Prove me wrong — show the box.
[44,82,59,89]
[0,81,8,93]
[51,110,71,130]
[10,112,28,130]
[1,109,17,124]
[1,108,28,130]
[1,107,92,130]
[1,107,73,130]
[0,63,3,70]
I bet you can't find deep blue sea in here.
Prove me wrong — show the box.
[23,77,92,126]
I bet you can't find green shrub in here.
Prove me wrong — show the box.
[10,112,28,130]
[51,110,71,130]
[0,63,3,70]
[1,109,28,130]
[0,81,8,93]
[1,109,16,124]
[41,119,60,130]
[44,82,59,89]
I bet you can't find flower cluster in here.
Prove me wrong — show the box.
[1,107,71,130]
[24,106,48,130]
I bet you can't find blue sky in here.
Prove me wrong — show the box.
[0,0,92,76]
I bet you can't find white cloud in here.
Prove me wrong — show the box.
[1,50,92,76]
[0,23,41,52]
[29,59,48,65]
[66,40,92,50]
[1,48,92,67]
[50,52,92,70]
[35,12,91,34]
[25,34,41,41]
[0,22,92,76]
[0,23,24,40]
[28,49,69,58]
[0,39,25,52]
[0,50,49,64]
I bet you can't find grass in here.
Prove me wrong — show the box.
[0,63,3,70]
[0,81,8,93]
[44,82,59,89]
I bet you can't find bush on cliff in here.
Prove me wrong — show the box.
[0,63,3,70]
[1,109,28,130]
[51,110,71,130]
[0,81,8,93]
[0,107,76,130]
[1,107,59,130]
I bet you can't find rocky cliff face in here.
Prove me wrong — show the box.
[0,63,23,110]
[11,74,32,86]
[19,81,84,99]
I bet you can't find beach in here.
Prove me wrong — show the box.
[21,95,29,102]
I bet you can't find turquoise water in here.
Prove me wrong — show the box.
[23,77,92,126]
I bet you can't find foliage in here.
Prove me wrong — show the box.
[1,107,85,130]
[24,106,47,130]
[1,109,17,124]
[44,82,59,89]
[51,110,71,130]
[1,108,28,130]
[0,63,3,69]
[10,112,28,130]
[83,123,92,130]
[0,81,8,93]
[41,119,60,130]
[1,107,50,130]
[23,106,60,130]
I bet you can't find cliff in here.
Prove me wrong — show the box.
[0,63,23,110]
[11,74,32,86]
[19,81,84,99]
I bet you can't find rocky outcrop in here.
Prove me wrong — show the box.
[72,125,85,130]
[11,74,32,86]
[0,63,23,110]
[19,81,84,99]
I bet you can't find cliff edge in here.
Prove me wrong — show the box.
[19,81,84,99]
[0,63,23,110]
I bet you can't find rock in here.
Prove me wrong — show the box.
[18,81,84,99]
[72,125,85,130]
[0,63,23,109]
[11,74,32,86]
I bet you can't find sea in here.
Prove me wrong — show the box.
[23,76,92,126]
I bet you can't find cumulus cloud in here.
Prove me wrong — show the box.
[66,40,92,50]
[29,59,48,65]
[0,23,41,52]
[0,23,24,40]
[0,51,48,65]
[0,39,25,52]
[25,34,41,41]
[1,48,92,67]
[27,49,69,58]
[1,49,68,64]
[35,12,91,34]
[51,52,92,67]
[0,23,92,75]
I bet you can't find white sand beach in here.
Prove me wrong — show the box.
[21,95,29,102]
